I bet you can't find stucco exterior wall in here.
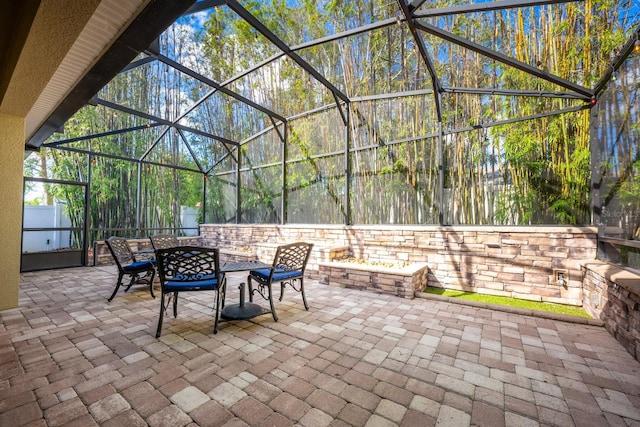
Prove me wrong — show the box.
[0,114,25,310]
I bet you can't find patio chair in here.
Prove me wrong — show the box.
[150,233,179,250]
[154,246,226,337]
[247,242,314,321]
[105,236,156,302]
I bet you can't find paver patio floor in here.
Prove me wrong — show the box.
[1,266,639,426]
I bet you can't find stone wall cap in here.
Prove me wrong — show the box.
[201,223,598,234]
[580,260,640,293]
[319,260,428,275]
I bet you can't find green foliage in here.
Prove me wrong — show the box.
[424,287,592,318]
[619,161,640,208]
[30,1,630,229]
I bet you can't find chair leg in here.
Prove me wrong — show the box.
[173,292,179,317]
[221,280,227,309]
[247,276,254,302]
[299,278,309,311]
[267,282,278,322]
[148,270,156,299]
[213,289,219,334]
[156,292,166,338]
[124,274,138,292]
[278,278,309,311]
[213,278,225,334]
[108,272,125,302]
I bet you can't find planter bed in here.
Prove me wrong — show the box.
[318,259,429,299]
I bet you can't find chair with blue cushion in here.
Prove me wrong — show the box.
[154,246,226,337]
[105,236,156,302]
[247,242,314,321]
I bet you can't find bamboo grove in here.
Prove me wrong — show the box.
[28,0,636,239]
[593,51,640,243]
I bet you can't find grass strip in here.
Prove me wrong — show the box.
[424,287,591,318]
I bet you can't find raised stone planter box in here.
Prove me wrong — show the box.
[581,261,640,361]
[318,260,429,299]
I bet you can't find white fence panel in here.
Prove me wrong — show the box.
[23,205,73,252]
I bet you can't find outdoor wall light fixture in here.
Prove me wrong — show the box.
[553,269,568,287]
[591,292,600,308]
[557,274,567,287]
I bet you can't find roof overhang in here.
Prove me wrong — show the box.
[0,0,197,151]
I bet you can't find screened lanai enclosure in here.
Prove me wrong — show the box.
[23,0,640,268]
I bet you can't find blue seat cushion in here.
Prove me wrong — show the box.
[250,268,302,282]
[123,260,154,272]
[163,274,224,292]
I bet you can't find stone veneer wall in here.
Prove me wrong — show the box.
[581,261,640,362]
[199,224,598,306]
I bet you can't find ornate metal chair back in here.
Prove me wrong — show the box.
[156,246,221,285]
[273,242,313,272]
[106,236,136,267]
[150,234,180,251]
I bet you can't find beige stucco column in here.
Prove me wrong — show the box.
[0,114,25,310]
[0,1,109,310]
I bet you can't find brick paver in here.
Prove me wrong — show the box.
[0,266,639,426]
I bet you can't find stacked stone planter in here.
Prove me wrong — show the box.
[318,260,429,299]
[582,261,640,362]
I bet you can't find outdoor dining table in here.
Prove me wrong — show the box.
[219,259,273,322]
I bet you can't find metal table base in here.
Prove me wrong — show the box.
[220,282,271,320]
[217,260,274,326]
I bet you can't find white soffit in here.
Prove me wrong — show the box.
[25,0,151,140]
